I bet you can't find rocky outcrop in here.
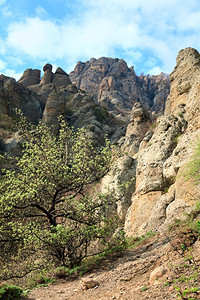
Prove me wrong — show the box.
[118,102,152,156]
[165,47,200,131]
[18,68,41,88]
[18,64,126,145]
[70,57,170,118]
[0,75,42,126]
[101,156,137,221]
[124,47,200,235]
[19,64,72,99]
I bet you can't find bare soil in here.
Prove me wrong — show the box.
[23,235,200,300]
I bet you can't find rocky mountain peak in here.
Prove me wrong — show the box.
[70,57,170,119]
[18,63,72,95]
[17,68,41,88]
[165,47,200,131]
[43,63,53,72]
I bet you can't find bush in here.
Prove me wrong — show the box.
[0,284,23,300]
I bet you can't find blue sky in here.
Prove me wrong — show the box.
[1,0,200,79]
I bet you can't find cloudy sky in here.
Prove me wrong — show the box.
[0,0,200,79]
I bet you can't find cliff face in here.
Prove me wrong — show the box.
[123,47,200,235]
[0,75,43,133]
[69,57,170,119]
[0,63,126,155]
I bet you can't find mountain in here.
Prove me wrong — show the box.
[0,48,200,235]
[69,57,170,119]
[1,48,200,299]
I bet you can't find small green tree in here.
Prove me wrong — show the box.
[0,115,124,279]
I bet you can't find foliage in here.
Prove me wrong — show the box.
[141,286,148,292]
[53,231,127,279]
[27,272,56,289]
[0,284,23,300]
[0,114,125,281]
[185,138,200,184]
[165,139,200,299]
[126,230,157,249]
[167,209,200,299]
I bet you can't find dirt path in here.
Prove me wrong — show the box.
[24,236,200,300]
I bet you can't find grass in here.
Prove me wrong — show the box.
[166,201,200,299]
[126,230,157,249]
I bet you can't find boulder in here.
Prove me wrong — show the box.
[149,266,167,285]
[18,68,41,88]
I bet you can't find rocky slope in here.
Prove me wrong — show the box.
[121,47,200,236]
[25,235,200,300]
[69,57,170,119]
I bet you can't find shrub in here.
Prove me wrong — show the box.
[0,284,23,300]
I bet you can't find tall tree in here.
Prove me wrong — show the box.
[0,115,124,279]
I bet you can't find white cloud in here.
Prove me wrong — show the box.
[6,18,62,60]
[4,0,200,75]
[35,6,47,17]
[148,66,163,75]
[0,59,7,70]
[1,5,12,17]
[8,56,23,67]
[0,0,6,6]
[0,0,12,17]
[3,69,22,80]
[0,59,22,80]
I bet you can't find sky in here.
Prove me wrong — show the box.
[0,0,200,80]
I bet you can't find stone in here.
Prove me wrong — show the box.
[124,191,163,235]
[149,266,167,284]
[40,68,53,86]
[52,68,71,88]
[2,75,42,124]
[43,63,53,72]
[81,278,99,290]
[18,68,41,88]
[136,114,186,195]
[70,57,170,119]
[4,132,23,156]
[42,90,66,128]
[165,47,200,131]
[124,47,200,236]
[126,103,151,138]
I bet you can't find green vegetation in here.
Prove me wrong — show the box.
[0,284,23,300]
[126,230,157,249]
[185,138,200,184]
[0,113,125,281]
[165,140,200,299]
[93,104,109,122]
[166,208,200,299]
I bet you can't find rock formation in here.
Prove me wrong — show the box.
[124,47,200,235]
[1,48,200,237]
[70,57,170,119]
[0,74,42,130]
[0,63,127,151]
